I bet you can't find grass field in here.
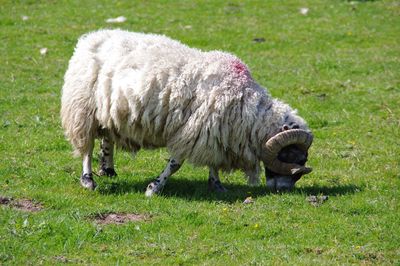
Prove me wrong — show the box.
[1,0,399,264]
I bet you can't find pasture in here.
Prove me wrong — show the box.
[0,0,399,264]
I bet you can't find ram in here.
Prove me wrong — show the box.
[61,29,313,196]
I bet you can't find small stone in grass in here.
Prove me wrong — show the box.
[253,37,265,43]
[40,48,48,55]
[307,195,328,207]
[243,196,254,204]
[105,16,127,23]
[300,7,309,15]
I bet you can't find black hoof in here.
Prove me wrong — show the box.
[80,173,97,190]
[215,185,228,193]
[208,179,228,193]
[99,167,117,177]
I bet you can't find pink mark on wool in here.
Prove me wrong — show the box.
[231,60,251,82]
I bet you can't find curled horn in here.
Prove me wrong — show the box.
[264,129,313,175]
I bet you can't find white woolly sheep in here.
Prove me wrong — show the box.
[61,29,313,195]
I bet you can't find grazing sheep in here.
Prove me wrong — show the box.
[61,29,313,195]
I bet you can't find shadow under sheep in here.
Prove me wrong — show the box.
[96,176,361,203]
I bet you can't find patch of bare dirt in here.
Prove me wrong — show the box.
[53,255,83,264]
[305,247,324,255]
[0,196,43,212]
[0,196,12,204]
[13,199,43,212]
[94,213,149,225]
[54,255,69,263]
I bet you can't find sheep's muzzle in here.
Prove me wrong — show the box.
[263,129,313,176]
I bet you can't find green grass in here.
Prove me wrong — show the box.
[1,0,399,264]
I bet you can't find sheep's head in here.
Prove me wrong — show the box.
[262,128,313,192]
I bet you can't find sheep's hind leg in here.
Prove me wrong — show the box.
[208,167,227,193]
[80,139,96,190]
[98,136,117,177]
[145,158,182,197]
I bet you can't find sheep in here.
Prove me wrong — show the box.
[60,29,313,195]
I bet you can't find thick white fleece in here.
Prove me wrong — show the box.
[61,29,307,172]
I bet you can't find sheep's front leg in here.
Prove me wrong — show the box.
[246,164,261,187]
[208,167,227,193]
[145,158,182,197]
[98,136,117,177]
[80,139,96,190]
